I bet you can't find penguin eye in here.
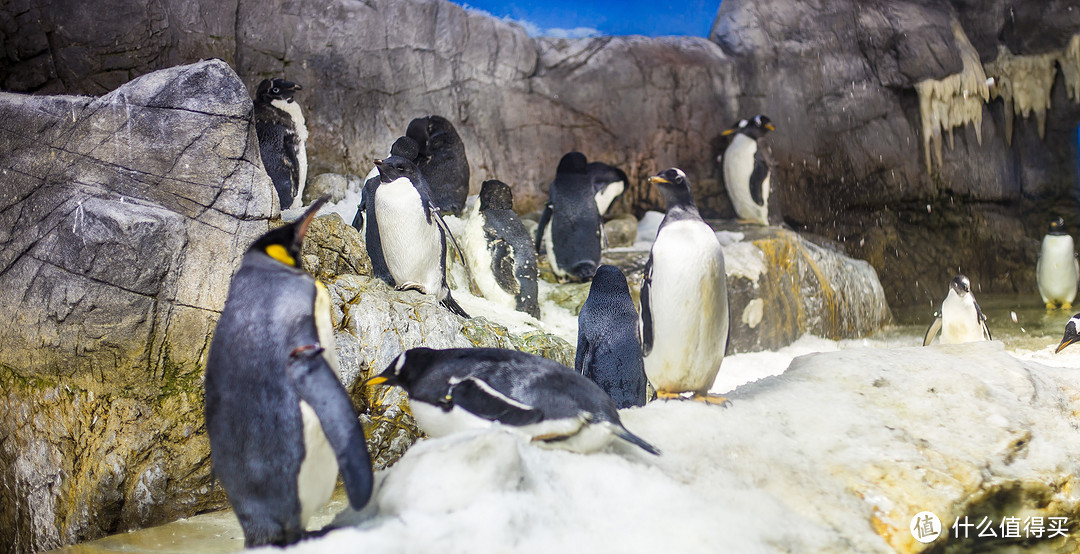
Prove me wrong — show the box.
[272,87,280,93]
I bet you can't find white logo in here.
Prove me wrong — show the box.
[911,511,942,543]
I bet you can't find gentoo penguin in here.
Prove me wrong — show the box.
[204,198,373,547]
[576,265,647,409]
[364,347,659,455]
[535,152,603,282]
[719,114,775,225]
[462,180,541,318]
[406,115,470,215]
[1055,313,1080,353]
[641,168,729,404]
[1037,217,1079,309]
[254,78,308,211]
[371,154,470,318]
[353,135,422,286]
[586,161,628,218]
[923,275,992,345]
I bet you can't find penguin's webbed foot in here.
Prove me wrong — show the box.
[691,393,731,407]
[1064,302,1073,310]
[396,282,428,294]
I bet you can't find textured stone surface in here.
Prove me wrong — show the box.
[0,60,272,553]
[302,173,352,205]
[301,213,372,283]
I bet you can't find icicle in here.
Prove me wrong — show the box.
[984,45,1056,142]
[914,21,989,174]
[1057,34,1080,102]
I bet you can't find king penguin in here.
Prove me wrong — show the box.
[364,347,659,455]
[462,179,541,318]
[1037,217,1079,309]
[641,168,729,404]
[923,275,992,345]
[254,78,308,211]
[371,154,470,318]
[406,115,470,215]
[586,161,628,218]
[576,265,647,409]
[719,114,775,225]
[1055,313,1080,353]
[204,198,373,547]
[353,135,422,286]
[535,152,603,282]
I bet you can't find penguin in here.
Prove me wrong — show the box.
[364,347,659,455]
[640,168,729,404]
[353,135,422,286]
[1055,313,1080,353]
[586,161,628,218]
[535,152,603,282]
[204,198,374,547]
[406,115,470,215]
[253,78,308,211]
[462,179,541,318]
[1037,217,1079,309]
[370,154,470,318]
[576,265,647,409]
[922,275,992,345]
[719,114,775,225]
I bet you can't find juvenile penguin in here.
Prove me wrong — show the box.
[353,135,422,285]
[1055,313,1080,353]
[371,154,470,318]
[641,168,729,404]
[535,152,603,282]
[204,199,373,547]
[462,180,541,318]
[923,275,992,345]
[407,115,470,215]
[576,265,647,409]
[365,347,659,455]
[586,161,628,218]
[1037,217,1079,309]
[719,115,775,225]
[254,78,308,211]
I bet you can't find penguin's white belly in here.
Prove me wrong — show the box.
[940,295,986,344]
[594,180,624,217]
[463,211,516,309]
[542,221,568,278]
[643,221,729,393]
[297,400,337,526]
[410,400,494,438]
[376,179,445,298]
[723,134,768,225]
[1038,235,1078,305]
[271,99,308,209]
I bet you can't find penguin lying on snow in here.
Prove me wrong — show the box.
[536,152,603,282]
[576,265,647,409]
[1037,217,1079,309]
[370,154,470,318]
[923,275,992,345]
[353,135,422,286]
[406,115,470,215]
[719,114,775,225]
[254,78,308,211]
[641,168,730,405]
[204,198,373,547]
[1055,314,1080,353]
[365,347,660,455]
[462,180,541,318]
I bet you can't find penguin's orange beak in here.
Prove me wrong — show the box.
[1056,337,1077,354]
[720,128,736,136]
[764,122,776,131]
[648,176,670,185]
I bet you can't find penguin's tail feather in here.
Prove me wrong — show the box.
[615,426,661,456]
[442,292,470,319]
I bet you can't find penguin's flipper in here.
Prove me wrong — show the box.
[574,331,593,377]
[449,375,544,426]
[922,314,942,346]
[974,299,992,341]
[613,426,661,456]
[285,345,374,510]
[441,291,470,319]
[640,255,655,356]
[491,239,520,295]
[749,148,769,207]
[364,180,395,286]
[283,131,303,199]
[535,203,553,254]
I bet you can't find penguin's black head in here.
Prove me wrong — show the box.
[406,117,430,152]
[1049,217,1067,235]
[255,78,303,104]
[248,197,328,270]
[363,347,440,390]
[425,116,460,151]
[374,155,422,184]
[949,275,972,296]
[479,180,514,211]
[589,265,631,296]
[389,135,421,162]
[556,152,589,176]
[721,114,775,138]
[1056,314,1080,353]
[648,168,697,211]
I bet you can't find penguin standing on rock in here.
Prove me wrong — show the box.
[576,265,647,409]
[1037,217,1079,309]
[535,152,603,282]
[719,115,775,225]
[364,347,659,455]
[254,78,308,211]
[641,168,729,405]
[407,115,470,215]
[353,135,422,285]
[204,198,373,547]
[462,180,541,318]
[371,154,470,318]
[923,275,992,345]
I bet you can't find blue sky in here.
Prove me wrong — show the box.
[456,1,720,38]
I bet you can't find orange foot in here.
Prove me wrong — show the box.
[690,393,730,407]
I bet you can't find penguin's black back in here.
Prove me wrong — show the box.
[412,115,469,215]
[253,81,302,210]
[482,207,540,318]
[548,152,602,280]
[576,265,647,408]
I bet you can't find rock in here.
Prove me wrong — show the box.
[0,60,273,552]
[303,173,349,205]
[301,213,371,283]
[603,215,638,248]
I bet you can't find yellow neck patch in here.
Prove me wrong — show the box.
[265,244,296,267]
